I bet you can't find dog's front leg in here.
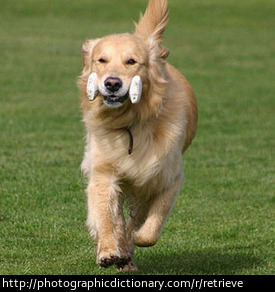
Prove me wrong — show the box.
[134,172,184,247]
[86,174,129,268]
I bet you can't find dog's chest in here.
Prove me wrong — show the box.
[111,133,181,187]
[85,121,182,188]
[90,130,161,181]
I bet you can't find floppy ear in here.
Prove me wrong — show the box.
[78,39,100,97]
[82,38,100,70]
[134,0,169,59]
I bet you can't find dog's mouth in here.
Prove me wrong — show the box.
[87,73,142,108]
[103,94,129,108]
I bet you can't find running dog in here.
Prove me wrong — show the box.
[78,0,198,271]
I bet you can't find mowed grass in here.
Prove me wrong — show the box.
[0,0,274,275]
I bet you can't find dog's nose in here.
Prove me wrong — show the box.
[104,77,122,92]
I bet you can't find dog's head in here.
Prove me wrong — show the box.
[80,0,170,114]
[83,34,149,108]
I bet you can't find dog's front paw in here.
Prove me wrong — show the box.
[97,250,132,269]
[134,228,160,247]
[97,252,120,268]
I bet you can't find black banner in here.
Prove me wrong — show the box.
[1,275,273,291]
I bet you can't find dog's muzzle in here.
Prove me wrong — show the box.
[86,73,142,105]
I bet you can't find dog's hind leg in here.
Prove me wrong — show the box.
[133,172,183,247]
[121,203,151,271]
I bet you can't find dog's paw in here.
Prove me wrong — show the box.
[97,253,120,268]
[114,255,132,270]
[134,229,159,247]
[117,260,138,272]
[97,251,132,269]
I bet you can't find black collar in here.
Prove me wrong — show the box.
[125,126,134,155]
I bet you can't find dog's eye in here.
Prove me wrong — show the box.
[98,58,107,63]
[126,59,137,65]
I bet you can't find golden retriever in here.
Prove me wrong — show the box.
[78,0,197,271]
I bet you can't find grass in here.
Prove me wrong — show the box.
[0,0,274,275]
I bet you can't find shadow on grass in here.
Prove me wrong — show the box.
[135,246,263,275]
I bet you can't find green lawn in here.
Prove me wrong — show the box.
[0,0,274,275]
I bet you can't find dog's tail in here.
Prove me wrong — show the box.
[135,0,169,45]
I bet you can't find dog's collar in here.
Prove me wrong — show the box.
[125,126,134,155]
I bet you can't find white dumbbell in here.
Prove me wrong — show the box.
[129,75,142,104]
[86,72,98,101]
[86,73,142,103]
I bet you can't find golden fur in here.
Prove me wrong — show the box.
[78,0,197,271]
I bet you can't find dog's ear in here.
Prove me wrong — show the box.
[82,39,100,68]
[134,0,169,59]
[159,46,170,59]
[135,0,169,44]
